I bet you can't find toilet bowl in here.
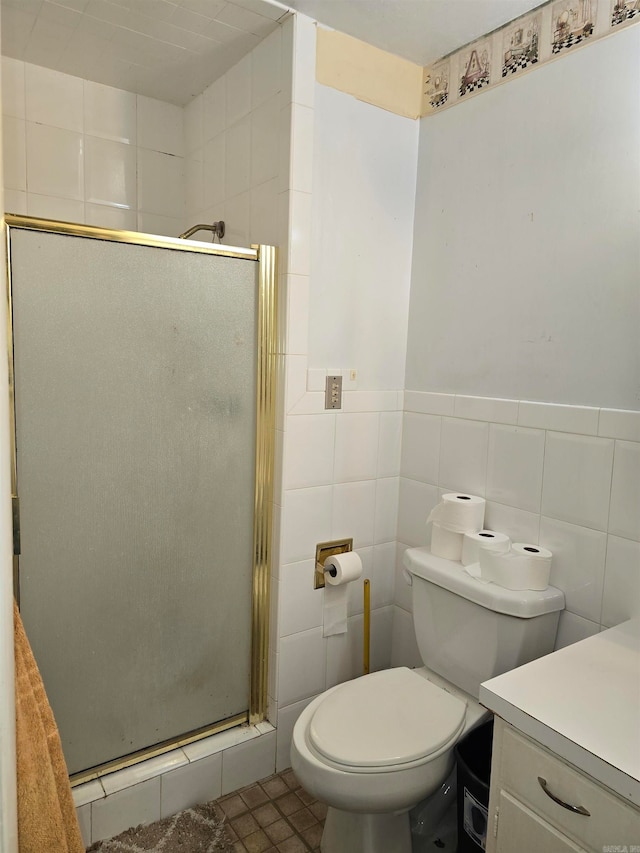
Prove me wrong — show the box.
[291,666,488,853]
[290,546,565,853]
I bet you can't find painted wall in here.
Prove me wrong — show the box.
[406,26,640,410]
[394,24,640,665]
[270,63,419,771]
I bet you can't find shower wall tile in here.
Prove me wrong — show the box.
[203,132,226,208]
[2,59,186,229]
[185,152,204,216]
[3,115,26,191]
[85,203,137,231]
[225,53,252,128]
[251,95,279,186]
[224,190,250,247]
[26,122,84,199]
[1,57,25,120]
[27,193,84,222]
[203,78,226,144]
[137,95,183,156]
[84,80,136,145]
[252,26,282,109]
[225,115,251,199]
[183,94,203,154]
[84,136,136,208]
[137,148,184,218]
[25,63,83,132]
[4,189,27,215]
[136,212,184,239]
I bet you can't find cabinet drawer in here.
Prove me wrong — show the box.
[500,725,640,852]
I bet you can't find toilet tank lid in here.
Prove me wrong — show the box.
[403,547,565,618]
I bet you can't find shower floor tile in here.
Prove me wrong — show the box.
[218,769,326,852]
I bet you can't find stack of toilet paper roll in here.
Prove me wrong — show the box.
[427,493,487,561]
[478,543,553,591]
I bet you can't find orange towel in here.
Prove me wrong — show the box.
[14,600,84,853]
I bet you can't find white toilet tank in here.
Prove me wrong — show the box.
[403,547,565,699]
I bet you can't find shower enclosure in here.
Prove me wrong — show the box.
[5,214,276,780]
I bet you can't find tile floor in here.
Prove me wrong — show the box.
[215,768,327,852]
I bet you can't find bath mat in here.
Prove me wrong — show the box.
[86,802,234,852]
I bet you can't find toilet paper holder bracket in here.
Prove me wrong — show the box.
[314,538,353,589]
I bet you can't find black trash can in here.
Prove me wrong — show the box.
[454,718,494,852]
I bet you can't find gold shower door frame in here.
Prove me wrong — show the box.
[4,214,277,783]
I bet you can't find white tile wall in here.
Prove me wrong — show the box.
[2,56,185,234]
[395,392,640,654]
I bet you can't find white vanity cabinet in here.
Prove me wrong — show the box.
[486,717,640,853]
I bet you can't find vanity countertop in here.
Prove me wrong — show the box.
[479,618,640,807]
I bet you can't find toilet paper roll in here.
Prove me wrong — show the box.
[430,522,464,561]
[427,493,486,534]
[322,551,363,637]
[461,530,511,567]
[479,544,553,591]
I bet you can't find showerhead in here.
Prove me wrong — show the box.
[178,221,225,241]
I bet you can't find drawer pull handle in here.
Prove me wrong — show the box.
[537,777,591,816]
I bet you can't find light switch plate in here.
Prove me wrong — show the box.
[325,375,342,409]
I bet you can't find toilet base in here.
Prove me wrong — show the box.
[321,806,411,853]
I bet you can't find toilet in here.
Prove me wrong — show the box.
[291,546,565,853]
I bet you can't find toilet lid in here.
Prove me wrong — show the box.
[308,668,466,769]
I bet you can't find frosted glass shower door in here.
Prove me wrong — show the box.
[9,225,263,776]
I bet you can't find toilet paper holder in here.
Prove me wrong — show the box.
[314,538,353,589]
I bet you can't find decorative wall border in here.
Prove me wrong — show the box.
[422,0,640,116]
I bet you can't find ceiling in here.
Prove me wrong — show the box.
[286,0,545,67]
[1,0,545,105]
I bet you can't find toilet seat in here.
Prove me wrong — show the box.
[307,668,466,773]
